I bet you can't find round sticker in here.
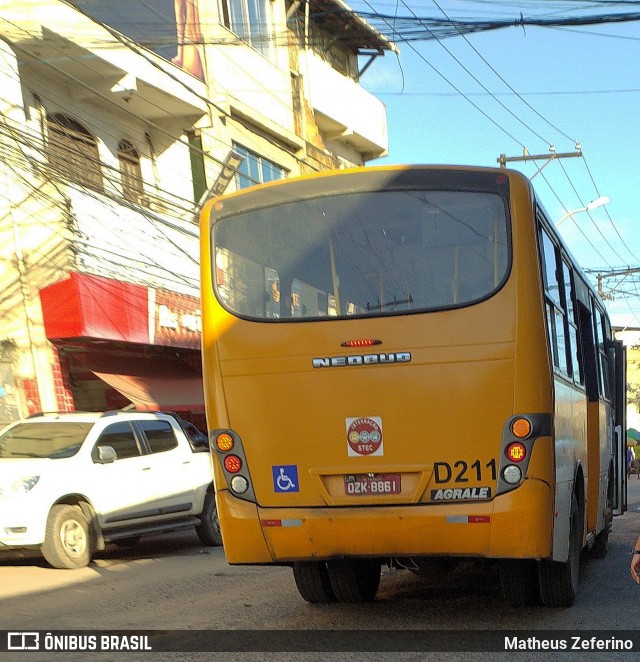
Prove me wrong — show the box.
[347,417,383,456]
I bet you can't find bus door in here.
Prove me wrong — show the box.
[609,338,626,514]
[576,292,616,535]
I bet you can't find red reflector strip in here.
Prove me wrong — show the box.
[468,515,490,524]
[446,515,491,524]
[260,518,303,528]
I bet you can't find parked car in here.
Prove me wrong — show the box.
[0,411,221,569]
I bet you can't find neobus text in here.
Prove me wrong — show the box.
[312,352,411,368]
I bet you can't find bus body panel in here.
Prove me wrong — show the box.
[215,295,519,509]
[216,477,552,563]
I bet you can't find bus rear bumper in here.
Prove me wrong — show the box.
[217,478,553,564]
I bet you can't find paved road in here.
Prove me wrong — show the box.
[1,479,640,661]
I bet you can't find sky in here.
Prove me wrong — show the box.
[352,0,640,328]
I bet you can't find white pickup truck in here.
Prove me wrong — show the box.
[0,410,221,568]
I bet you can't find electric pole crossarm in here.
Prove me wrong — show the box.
[497,150,583,167]
[497,149,583,178]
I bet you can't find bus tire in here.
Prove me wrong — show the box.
[590,469,614,560]
[499,559,540,607]
[539,492,581,607]
[42,504,92,569]
[293,561,336,603]
[590,528,609,560]
[327,559,381,602]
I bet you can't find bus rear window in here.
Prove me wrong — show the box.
[212,188,510,320]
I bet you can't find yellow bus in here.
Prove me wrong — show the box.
[200,165,626,607]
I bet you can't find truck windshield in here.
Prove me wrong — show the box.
[213,188,509,320]
[0,423,94,459]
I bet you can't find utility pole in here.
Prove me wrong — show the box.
[497,145,583,179]
[595,267,640,300]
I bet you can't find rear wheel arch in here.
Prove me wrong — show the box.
[539,472,585,607]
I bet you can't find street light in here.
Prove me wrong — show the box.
[555,196,610,226]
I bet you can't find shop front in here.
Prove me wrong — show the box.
[39,271,206,429]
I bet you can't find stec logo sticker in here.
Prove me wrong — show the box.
[346,417,383,457]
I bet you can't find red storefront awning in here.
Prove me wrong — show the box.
[92,372,204,412]
[86,355,204,412]
[39,272,149,343]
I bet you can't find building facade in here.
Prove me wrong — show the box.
[0,0,396,426]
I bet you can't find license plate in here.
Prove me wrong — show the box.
[344,473,401,495]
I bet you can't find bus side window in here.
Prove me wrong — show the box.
[539,227,570,378]
[593,304,612,401]
[577,298,599,402]
[561,260,583,386]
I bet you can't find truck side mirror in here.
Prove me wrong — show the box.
[96,445,117,464]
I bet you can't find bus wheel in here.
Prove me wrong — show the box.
[326,559,381,602]
[590,527,610,560]
[590,471,613,560]
[539,493,581,607]
[499,560,540,607]
[293,561,336,603]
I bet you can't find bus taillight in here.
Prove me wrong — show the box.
[511,417,532,439]
[505,442,527,462]
[216,432,234,452]
[211,428,256,502]
[224,455,242,473]
[230,475,249,494]
[502,465,522,485]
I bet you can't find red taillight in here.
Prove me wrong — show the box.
[340,339,381,347]
[505,442,527,462]
[224,455,242,473]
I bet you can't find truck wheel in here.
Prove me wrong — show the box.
[42,504,92,569]
[195,492,223,546]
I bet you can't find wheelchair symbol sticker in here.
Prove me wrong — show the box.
[273,465,299,493]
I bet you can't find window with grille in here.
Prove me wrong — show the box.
[118,140,145,204]
[47,114,103,190]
